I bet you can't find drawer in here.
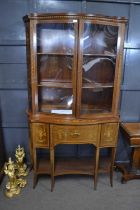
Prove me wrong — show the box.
[100,123,119,147]
[31,123,49,147]
[50,124,100,146]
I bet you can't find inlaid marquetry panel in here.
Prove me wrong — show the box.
[50,124,101,146]
[100,123,119,147]
[31,123,49,147]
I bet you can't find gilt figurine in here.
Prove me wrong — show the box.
[15,145,28,177]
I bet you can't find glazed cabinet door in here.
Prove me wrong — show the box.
[30,18,78,115]
[77,19,125,118]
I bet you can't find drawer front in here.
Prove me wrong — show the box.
[31,123,49,147]
[50,124,100,146]
[100,123,119,147]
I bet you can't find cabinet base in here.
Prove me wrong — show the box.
[33,156,113,190]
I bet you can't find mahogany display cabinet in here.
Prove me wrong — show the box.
[23,13,127,190]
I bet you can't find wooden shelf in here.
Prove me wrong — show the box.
[37,52,116,57]
[39,104,111,114]
[35,156,111,175]
[81,109,111,115]
[36,156,50,174]
[81,104,111,114]
[81,104,111,109]
[83,53,116,58]
[39,104,72,113]
[37,52,73,56]
[82,82,114,89]
[38,82,72,88]
[38,82,113,89]
[55,157,94,176]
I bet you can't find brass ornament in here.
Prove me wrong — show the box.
[4,158,21,198]
[15,145,28,177]
[4,145,28,198]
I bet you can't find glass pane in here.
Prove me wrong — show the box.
[36,22,76,115]
[38,55,73,82]
[81,88,113,114]
[39,87,73,114]
[37,23,75,54]
[82,56,115,84]
[81,56,115,114]
[83,23,118,55]
[80,22,118,115]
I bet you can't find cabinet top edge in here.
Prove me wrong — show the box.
[121,122,140,137]
[27,112,120,125]
[23,13,127,23]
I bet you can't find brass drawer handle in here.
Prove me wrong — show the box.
[70,132,80,137]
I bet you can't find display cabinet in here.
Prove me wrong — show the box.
[24,13,126,190]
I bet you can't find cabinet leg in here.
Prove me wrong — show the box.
[50,148,55,192]
[132,147,140,169]
[94,147,100,190]
[29,124,34,167]
[110,147,116,187]
[33,148,37,188]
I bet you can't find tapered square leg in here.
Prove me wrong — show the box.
[33,148,37,189]
[50,148,55,192]
[110,147,116,187]
[94,147,100,190]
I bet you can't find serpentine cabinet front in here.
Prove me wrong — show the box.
[24,13,127,190]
